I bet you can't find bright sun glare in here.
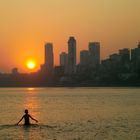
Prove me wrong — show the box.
[27,61,36,70]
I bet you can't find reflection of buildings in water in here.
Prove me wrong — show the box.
[23,88,41,120]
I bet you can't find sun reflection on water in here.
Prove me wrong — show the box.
[23,88,40,122]
[27,88,35,92]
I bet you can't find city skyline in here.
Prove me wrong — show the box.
[0,36,140,74]
[0,40,139,87]
[0,0,140,72]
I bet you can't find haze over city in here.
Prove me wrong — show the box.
[0,0,140,72]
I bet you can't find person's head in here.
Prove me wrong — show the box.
[25,109,28,114]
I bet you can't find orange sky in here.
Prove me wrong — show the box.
[0,0,140,73]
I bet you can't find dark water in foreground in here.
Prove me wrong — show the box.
[0,87,139,140]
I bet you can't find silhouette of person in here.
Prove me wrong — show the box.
[17,109,38,125]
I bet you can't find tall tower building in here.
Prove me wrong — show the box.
[45,43,54,73]
[68,36,76,74]
[88,42,100,67]
[60,52,68,74]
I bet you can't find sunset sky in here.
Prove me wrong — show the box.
[0,0,140,72]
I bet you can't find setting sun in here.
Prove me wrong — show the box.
[27,61,36,70]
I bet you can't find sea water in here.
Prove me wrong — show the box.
[0,87,139,140]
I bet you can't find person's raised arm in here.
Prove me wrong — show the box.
[17,116,24,125]
[29,115,38,123]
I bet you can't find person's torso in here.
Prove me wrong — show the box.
[24,114,30,125]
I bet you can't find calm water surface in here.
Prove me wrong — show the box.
[0,87,139,140]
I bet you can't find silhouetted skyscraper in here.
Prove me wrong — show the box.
[68,37,76,74]
[45,43,54,73]
[131,42,140,65]
[60,52,68,67]
[60,52,68,73]
[88,42,100,67]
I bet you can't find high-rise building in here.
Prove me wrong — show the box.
[88,42,100,67]
[60,52,68,67]
[80,50,89,66]
[68,37,76,74]
[131,42,140,64]
[44,43,54,73]
[119,48,130,63]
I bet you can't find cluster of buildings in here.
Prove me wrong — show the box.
[36,37,140,85]
[101,42,140,69]
[39,36,100,75]
[39,36,140,77]
[0,36,140,86]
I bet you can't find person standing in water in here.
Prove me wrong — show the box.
[17,109,38,125]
